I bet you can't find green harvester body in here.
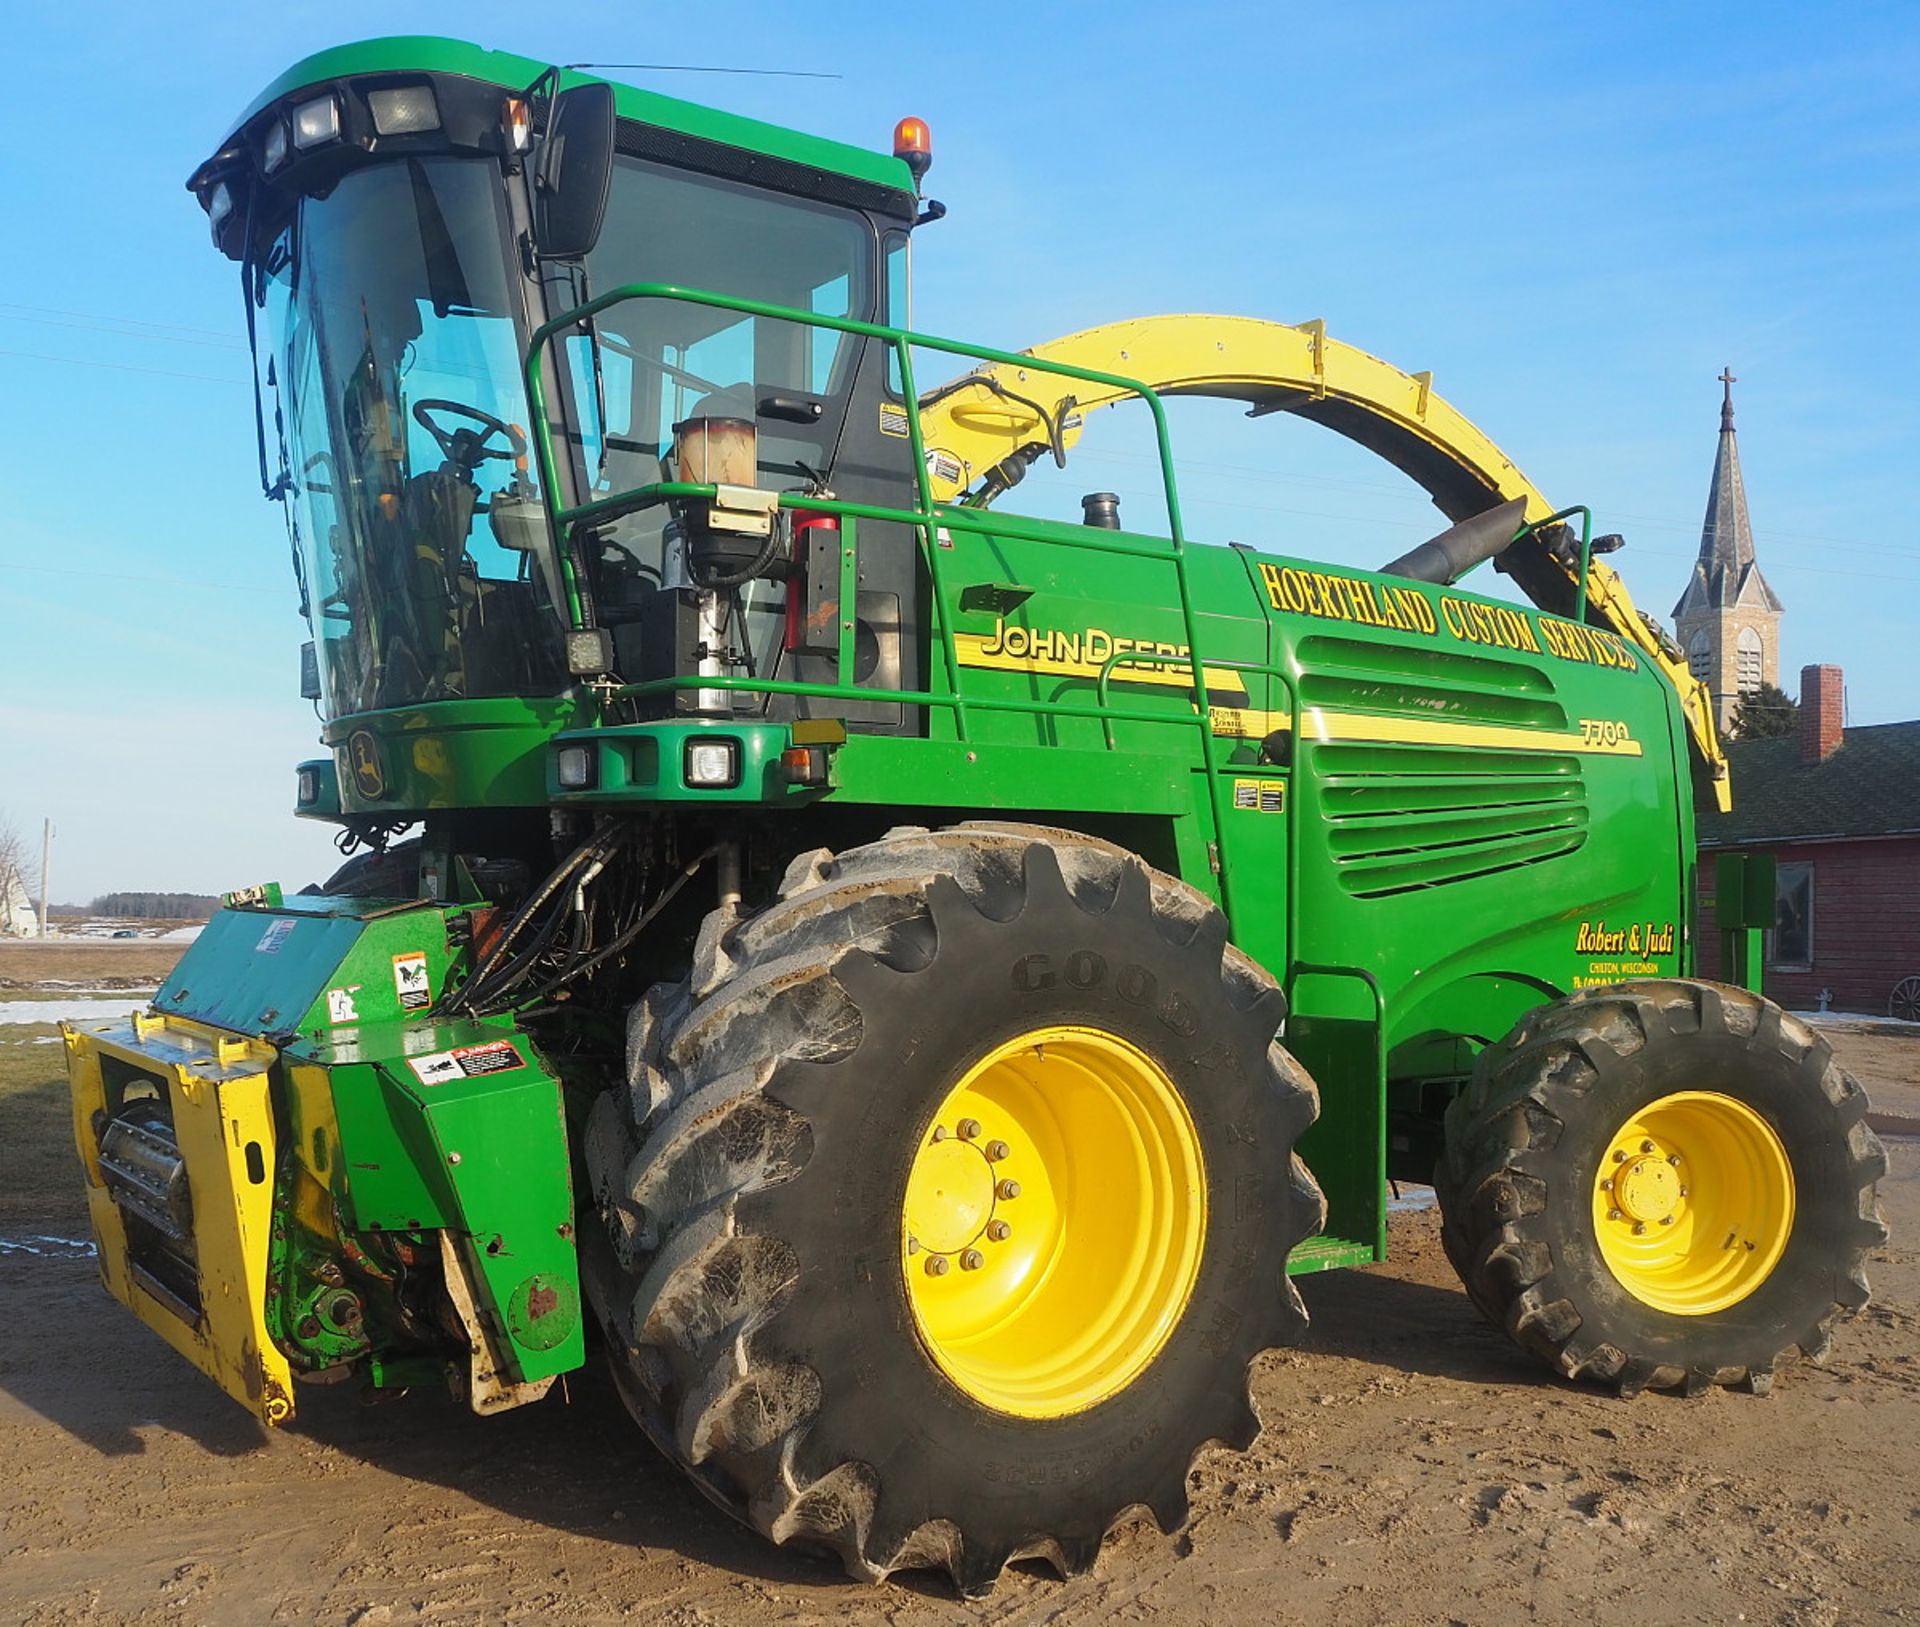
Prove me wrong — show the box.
[70,35,1696,1430]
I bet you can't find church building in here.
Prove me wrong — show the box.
[1671,370,1784,732]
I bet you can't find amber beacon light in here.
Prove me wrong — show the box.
[893,116,932,182]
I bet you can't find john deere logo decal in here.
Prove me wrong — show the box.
[347,731,385,800]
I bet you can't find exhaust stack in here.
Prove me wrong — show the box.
[1378,495,1529,586]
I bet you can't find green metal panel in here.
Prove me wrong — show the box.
[1256,550,1688,1066]
[319,696,585,817]
[286,1014,583,1383]
[1715,851,1775,993]
[159,900,466,1037]
[550,721,791,803]
[219,37,915,196]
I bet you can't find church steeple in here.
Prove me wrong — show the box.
[1670,369,1784,732]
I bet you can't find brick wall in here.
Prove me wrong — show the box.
[1696,835,1920,1013]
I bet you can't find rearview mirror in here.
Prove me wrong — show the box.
[534,82,614,259]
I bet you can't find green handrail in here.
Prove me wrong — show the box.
[521,282,1238,918]
[1510,504,1596,624]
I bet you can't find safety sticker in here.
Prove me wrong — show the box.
[393,951,432,1012]
[1231,779,1286,814]
[879,401,911,438]
[408,1040,525,1086]
[924,447,965,486]
[255,917,297,955]
[326,987,360,1024]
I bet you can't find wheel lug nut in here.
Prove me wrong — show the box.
[957,1119,981,1141]
[985,1140,1011,1162]
[986,1219,1011,1242]
[924,1255,949,1277]
[1632,1222,1647,1236]
[1640,1140,1655,1154]
[1608,1207,1623,1221]
[1668,1154,1682,1166]
[1679,1186,1690,1198]
[1660,1216,1675,1226]
[960,1249,984,1271]
[1600,1178,1613,1191]
[931,1125,948,1143]
[997,1179,1021,1201]
[906,1236,921,1255]
[1612,1150,1628,1163]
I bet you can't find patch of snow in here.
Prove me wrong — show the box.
[0,1234,94,1259]
[0,996,155,1027]
[157,926,205,943]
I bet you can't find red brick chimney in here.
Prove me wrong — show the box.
[1799,664,1844,763]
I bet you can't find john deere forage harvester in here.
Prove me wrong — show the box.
[65,38,1886,1593]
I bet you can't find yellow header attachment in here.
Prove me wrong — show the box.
[915,314,1729,811]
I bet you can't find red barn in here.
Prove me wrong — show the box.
[1695,664,1920,1017]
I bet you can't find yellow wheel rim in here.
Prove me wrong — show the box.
[1591,1091,1795,1316]
[901,1024,1206,1418]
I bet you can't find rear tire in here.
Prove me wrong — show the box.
[1436,979,1886,1396]
[580,822,1324,1592]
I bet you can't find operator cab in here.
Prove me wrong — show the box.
[192,42,922,727]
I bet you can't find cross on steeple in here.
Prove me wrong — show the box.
[1719,367,1737,431]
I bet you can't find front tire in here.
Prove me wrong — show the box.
[1437,979,1887,1396]
[581,823,1324,1592]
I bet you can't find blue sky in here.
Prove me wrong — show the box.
[2,0,1916,900]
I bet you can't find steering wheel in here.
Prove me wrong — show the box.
[412,399,527,468]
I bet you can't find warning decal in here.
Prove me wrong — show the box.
[393,951,431,1012]
[255,917,297,955]
[408,1040,525,1086]
[1231,778,1287,814]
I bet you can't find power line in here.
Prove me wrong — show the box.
[0,561,283,597]
[0,300,239,342]
[1077,477,1920,585]
[0,347,247,387]
[1073,443,1920,562]
[0,309,247,352]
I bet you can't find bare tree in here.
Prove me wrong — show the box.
[0,812,42,934]
[0,812,38,897]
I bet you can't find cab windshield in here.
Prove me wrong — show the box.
[259,156,566,717]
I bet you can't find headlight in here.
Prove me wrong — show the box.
[291,94,342,151]
[684,737,741,790]
[368,84,440,135]
[262,119,291,173]
[206,182,233,247]
[555,745,596,790]
[295,767,320,806]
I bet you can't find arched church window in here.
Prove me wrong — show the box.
[1736,627,1763,693]
[1688,632,1712,681]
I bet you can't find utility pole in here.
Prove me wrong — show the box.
[39,818,53,940]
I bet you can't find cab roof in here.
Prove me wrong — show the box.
[212,35,915,196]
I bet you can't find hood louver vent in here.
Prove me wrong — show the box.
[1296,637,1591,898]
[1318,744,1588,896]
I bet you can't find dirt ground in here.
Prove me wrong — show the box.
[2,1026,1916,1626]
[0,938,190,991]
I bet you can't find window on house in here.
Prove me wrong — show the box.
[1769,861,1813,969]
[1737,627,1763,694]
[1688,632,1711,680]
